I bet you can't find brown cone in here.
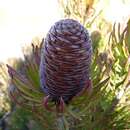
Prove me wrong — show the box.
[40,19,92,103]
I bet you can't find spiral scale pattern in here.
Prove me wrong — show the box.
[40,19,92,103]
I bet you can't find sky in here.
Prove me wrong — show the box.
[0,0,61,62]
[104,0,130,23]
[0,0,130,62]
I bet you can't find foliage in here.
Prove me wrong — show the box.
[5,107,43,130]
[58,0,100,26]
[0,63,10,116]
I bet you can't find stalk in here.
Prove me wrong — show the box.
[56,113,69,130]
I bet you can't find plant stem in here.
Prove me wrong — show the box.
[56,113,69,130]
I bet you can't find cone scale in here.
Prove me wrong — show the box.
[40,19,92,110]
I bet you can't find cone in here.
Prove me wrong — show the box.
[40,19,92,104]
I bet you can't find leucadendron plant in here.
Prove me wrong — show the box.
[7,19,130,130]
